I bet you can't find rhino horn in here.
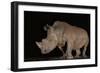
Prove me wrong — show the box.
[36,42,42,48]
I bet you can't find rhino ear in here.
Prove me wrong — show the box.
[44,24,50,31]
[46,24,50,28]
[44,26,47,31]
[36,42,42,48]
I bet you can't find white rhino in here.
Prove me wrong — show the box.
[36,21,89,59]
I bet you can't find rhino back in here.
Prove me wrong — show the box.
[52,21,71,30]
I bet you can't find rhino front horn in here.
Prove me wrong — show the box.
[36,42,41,48]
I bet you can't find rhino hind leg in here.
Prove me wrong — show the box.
[82,40,89,58]
[75,49,81,58]
[82,46,87,58]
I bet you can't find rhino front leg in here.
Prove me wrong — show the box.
[67,49,73,59]
[59,47,66,59]
[66,42,73,59]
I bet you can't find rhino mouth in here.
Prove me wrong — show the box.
[41,47,55,54]
[41,50,48,54]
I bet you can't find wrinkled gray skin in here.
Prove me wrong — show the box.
[36,21,89,59]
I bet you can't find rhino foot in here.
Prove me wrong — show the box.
[59,54,66,59]
[83,55,88,58]
[67,56,74,59]
[75,56,81,58]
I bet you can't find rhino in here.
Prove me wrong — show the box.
[36,21,89,59]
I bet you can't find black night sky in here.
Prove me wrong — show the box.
[24,11,90,62]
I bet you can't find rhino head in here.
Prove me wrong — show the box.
[36,25,58,54]
[36,40,52,54]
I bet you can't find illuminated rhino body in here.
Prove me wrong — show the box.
[36,21,89,59]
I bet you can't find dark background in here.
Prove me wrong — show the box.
[24,11,90,62]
